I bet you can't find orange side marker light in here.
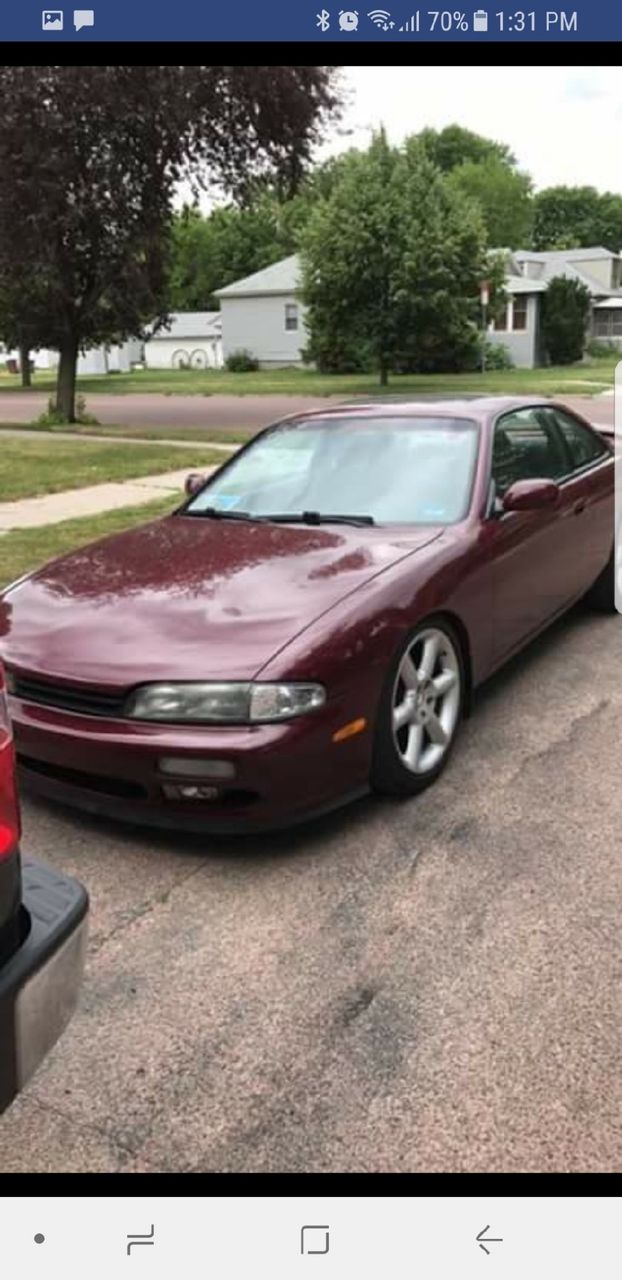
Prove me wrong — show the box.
[332,717,367,743]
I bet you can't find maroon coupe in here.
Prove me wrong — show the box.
[0,397,615,833]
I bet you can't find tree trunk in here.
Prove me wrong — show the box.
[19,344,31,388]
[56,337,79,422]
[379,360,389,387]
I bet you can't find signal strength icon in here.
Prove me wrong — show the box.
[398,12,419,27]
[367,8,394,27]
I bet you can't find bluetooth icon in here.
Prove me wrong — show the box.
[316,8,330,28]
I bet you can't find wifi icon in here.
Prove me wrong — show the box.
[367,8,394,27]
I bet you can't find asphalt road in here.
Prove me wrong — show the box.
[0,392,343,434]
[3,605,621,1172]
[0,390,613,436]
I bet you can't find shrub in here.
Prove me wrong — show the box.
[36,394,99,427]
[461,335,514,372]
[480,338,514,370]
[586,338,620,358]
[541,276,591,365]
[225,349,259,373]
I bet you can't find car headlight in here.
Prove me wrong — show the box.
[125,682,326,724]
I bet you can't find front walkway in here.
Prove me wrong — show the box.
[0,466,216,533]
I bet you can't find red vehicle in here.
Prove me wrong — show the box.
[0,662,88,1111]
[0,397,615,834]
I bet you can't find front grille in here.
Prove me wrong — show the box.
[10,672,127,719]
[18,754,147,799]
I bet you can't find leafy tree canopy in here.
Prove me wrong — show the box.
[414,124,517,173]
[301,131,500,381]
[0,65,339,418]
[445,156,533,249]
[532,185,622,253]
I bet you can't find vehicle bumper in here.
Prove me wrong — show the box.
[9,695,373,834]
[0,858,88,1112]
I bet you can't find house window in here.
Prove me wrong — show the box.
[285,303,298,332]
[512,296,528,331]
[594,309,622,338]
[491,305,508,332]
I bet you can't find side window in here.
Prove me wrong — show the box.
[285,303,298,332]
[540,407,607,471]
[492,408,568,496]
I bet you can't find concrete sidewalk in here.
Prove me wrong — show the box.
[0,465,216,533]
[0,426,237,452]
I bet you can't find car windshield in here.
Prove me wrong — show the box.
[184,415,480,526]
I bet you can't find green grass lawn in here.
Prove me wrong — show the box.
[0,357,617,398]
[0,421,250,446]
[0,438,225,502]
[0,496,177,591]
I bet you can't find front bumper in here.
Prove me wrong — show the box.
[9,694,373,834]
[0,858,88,1112]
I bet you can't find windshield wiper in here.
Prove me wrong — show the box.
[262,511,375,527]
[186,506,255,522]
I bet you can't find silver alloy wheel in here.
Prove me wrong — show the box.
[391,626,461,775]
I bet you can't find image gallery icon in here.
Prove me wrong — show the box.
[42,9,63,27]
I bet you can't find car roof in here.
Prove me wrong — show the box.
[280,395,554,425]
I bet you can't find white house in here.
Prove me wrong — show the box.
[216,256,304,367]
[1,339,143,374]
[144,312,223,369]
[217,246,622,372]
[486,246,622,365]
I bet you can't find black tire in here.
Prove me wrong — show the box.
[584,544,616,613]
[371,617,465,798]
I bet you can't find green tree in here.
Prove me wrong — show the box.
[301,133,494,383]
[168,152,358,312]
[169,199,297,310]
[0,66,338,420]
[446,156,533,248]
[415,125,516,173]
[541,276,591,364]
[532,186,622,252]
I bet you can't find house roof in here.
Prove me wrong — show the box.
[216,255,301,298]
[146,312,222,340]
[512,246,622,297]
[514,246,621,262]
[504,274,547,295]
[593,296,622,309]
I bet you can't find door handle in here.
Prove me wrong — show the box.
[573,500,586,515]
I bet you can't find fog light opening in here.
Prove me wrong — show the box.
[162,783,221,802]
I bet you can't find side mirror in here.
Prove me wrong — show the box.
[184,472,206,497]
[502,478,560,513]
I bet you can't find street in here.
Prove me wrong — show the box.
[2,603,620,1172]
[0,390,614,438]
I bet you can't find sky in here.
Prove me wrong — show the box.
[176,64,619,210]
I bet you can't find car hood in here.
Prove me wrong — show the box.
[0,514,442,686]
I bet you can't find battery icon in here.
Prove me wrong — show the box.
[473,8,488,28]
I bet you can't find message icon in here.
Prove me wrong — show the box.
[42,9,63,28]
[74,8,94,27]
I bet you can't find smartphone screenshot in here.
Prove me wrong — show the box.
[0,2,619,1270]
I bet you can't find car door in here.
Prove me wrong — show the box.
[485,407,585,663]
[537,405,614,593]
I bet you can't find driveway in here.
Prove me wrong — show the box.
[0,391,612,437]
[2,607,620,1172]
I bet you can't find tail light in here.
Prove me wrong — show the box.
[0,664,21,859]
